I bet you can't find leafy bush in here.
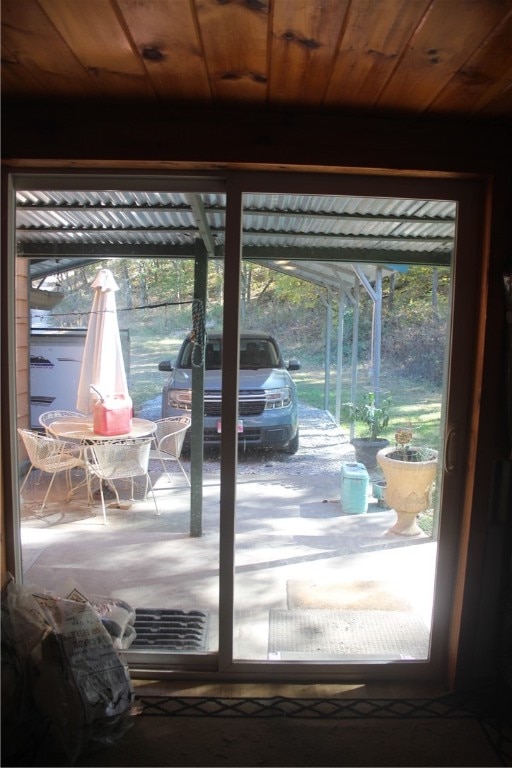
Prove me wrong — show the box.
[342,391,392,440]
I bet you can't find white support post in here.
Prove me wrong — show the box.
[373,267,383,398]
[335,289,345,424]
[350,282,360,441]
[324,290,332,412]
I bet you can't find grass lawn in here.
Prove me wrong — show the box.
[128,329,183,414]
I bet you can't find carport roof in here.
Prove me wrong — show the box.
[16,189,455,289]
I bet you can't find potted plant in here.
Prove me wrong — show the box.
[342,391,391,470]
[377,428,438,536]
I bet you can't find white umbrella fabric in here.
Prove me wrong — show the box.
[76,268,129,414]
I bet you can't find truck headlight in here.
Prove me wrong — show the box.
[264,387,291,409]
[168,389,192,410]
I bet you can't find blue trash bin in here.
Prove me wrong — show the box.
[341,462,369,514]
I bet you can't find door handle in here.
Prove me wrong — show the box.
[445,428,457,473]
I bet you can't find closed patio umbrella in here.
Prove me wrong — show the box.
[76,268,129,414]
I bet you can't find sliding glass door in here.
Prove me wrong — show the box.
[11,176,225,672]
[221,173,482,681]
[8,171,484,680]
[231,188,452,665]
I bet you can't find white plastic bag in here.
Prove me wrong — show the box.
[59,579,137,650]
[5,578,134,762]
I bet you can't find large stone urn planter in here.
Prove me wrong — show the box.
[376,445,438,536]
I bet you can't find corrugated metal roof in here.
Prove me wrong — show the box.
[16,189,455,287]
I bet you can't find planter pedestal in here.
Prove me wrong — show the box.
[377,446,438,537]
[389,511,423,536]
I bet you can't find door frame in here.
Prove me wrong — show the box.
[4,168,488,685]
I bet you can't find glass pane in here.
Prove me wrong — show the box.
[15,186,224,661]
[233,191,454,662]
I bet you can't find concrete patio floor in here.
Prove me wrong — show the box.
[18,458,437,662]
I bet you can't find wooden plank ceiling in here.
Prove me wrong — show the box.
[2,0,512,124]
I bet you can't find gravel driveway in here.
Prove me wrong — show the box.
[138,398,356,476]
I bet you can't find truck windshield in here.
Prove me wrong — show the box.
[179,338,280,370]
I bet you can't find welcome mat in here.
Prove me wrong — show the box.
[287,579,414,611]
[269,609,429,659]
[132,608,208,651]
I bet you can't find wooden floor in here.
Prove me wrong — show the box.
[131,679,451,700]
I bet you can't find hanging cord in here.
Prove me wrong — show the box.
[26,294,207,365]
[190,298,205,369]
[26,298,194,325]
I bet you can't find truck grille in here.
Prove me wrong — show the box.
[204,389,266,417]
[204,427,261,444]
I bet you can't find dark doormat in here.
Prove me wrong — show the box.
[132,609,208,650]
[269,609,429,659]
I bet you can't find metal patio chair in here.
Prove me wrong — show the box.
[37,409,87,486]
[39,409,85,435]
[83,437,159,524]
[18,427,88,514]
[150,416,191,486]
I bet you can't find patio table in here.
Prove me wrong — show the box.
[47,415,158,504]
[47,415,157,442]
